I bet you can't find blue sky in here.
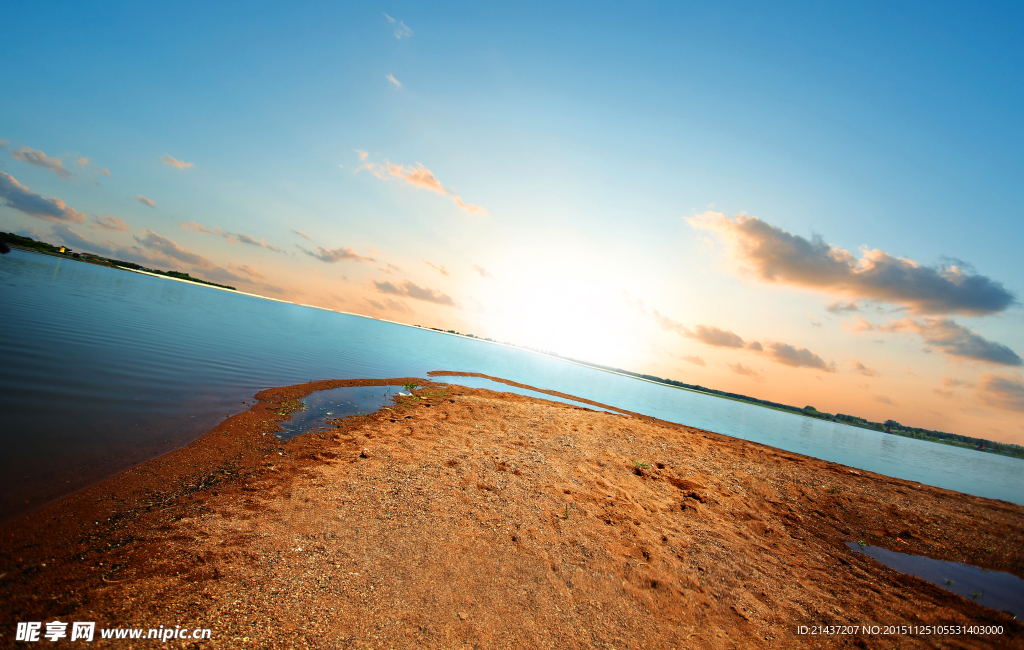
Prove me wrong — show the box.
[3,1,1023,441]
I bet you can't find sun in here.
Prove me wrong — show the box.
[485,277,646,368]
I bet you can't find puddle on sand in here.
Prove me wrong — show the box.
[847,542,1023,619]
[435,376,623,415]
[277,385,401,441]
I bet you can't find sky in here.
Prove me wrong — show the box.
[2,1,1023,443]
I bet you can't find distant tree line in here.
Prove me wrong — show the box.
[2,232,236,291]
[2,231,64,254]
[415,334,1024,461]
[425,327,492,341]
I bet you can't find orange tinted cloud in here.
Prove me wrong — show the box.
[93,215,129,232]
[641,302,830,370]
[881,318,1022,366]
[764,342,834,371]
[827,300,860,313]
[353,151,387,180]
[843,316,877,332]
[181,221,214,234]
[943,377,975,388]
[300,245,375,263]
[681,324,763,352]
[649,308,687,334]
[233,264,265,280]
[691,212,1015,315]
[136,195,156,207]
[728,363,761,379]
[373,279,458,307]
[182,221,282,252]
[51,223,110,254]
[387,162,447,194]
[134,229,214,268]
[423,259,450,276]
[232,232,281,252]
[851,360,880,377]
[49,224,237,286]
[688,325,745,348]
[161,155,193,169]
[366,297,412,313]
[358,152,488,216]
[977,374,1024,412]
[681,355,706,366]
[0,172,86,222]
[11,146,73,179]
[452,195,487,216]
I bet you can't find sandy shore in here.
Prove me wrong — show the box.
[1,375,1022,649]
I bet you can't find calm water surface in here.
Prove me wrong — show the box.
[278,385,400,441]
[846,542,1024,618]
[438,375,622,413]
[2,249,1022,523]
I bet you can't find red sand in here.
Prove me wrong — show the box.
[1,375,1022,649]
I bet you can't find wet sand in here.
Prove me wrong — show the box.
[1,375,1022,649]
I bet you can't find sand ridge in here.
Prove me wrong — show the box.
[1,376,1022,649]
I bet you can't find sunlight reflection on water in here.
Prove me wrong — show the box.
[2,248,1022,523]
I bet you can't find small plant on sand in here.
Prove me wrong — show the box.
[403,381,418,392]
[631,460,650,469]
[857,540,866,549]
[983,546,993,553]
[561,505,570,520]
[827,486,839,495]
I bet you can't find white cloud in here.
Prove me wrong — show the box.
[384,14,413,39]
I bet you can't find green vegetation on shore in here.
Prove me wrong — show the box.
[416,325,1024,460]
[1,232,237,291]
[8,231,1018,460]
[577,362,1023,458]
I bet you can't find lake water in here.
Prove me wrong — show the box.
[846,542,1024,619]
[2,248,1022,524]
[278,385,402,441]
[436,375,622,414]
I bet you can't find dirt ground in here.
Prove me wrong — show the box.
[1,374,1022,649]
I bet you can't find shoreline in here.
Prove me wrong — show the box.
[9,245,1017,460]
[2,376,1023,648]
